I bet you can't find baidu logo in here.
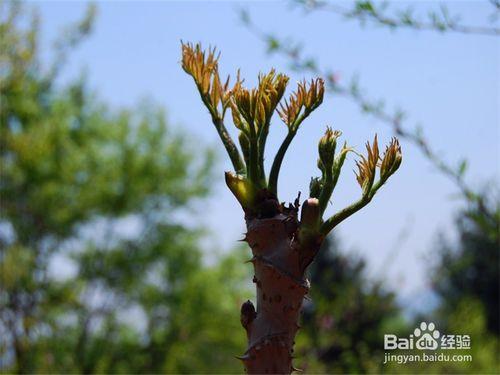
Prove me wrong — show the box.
[384,321,470,351]
[383,321,473,364]
[414,321,440,350]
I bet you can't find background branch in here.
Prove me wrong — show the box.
[295,0,500,36]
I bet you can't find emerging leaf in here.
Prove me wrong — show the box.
[181,42,233,119]
[277,78,324,130]
[225,172,258,209]
[230,69,289,137]
[181,42,219,95]
[380,137,402,181]
[355,134,379,195]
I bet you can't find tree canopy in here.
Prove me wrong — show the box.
[0,3,249,373]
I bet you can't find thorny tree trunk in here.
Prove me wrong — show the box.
[239,198,322,374]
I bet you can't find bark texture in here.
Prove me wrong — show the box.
[239,198,322,374]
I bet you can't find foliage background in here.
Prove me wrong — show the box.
[1,1,498,374]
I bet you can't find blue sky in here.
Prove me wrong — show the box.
[37,1,498,307]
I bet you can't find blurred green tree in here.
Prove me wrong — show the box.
[433,194,499,336]
[296,194,499,374]
[0,2,249,373]
[375,197,499,374]
[296,238,406,373]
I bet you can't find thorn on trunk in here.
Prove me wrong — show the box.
[240,300,256,332]
[244,256,256,264]
[235,354,251,362]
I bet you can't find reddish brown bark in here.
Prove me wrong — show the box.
[238,197,322,374]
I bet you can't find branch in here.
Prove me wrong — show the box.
[332,81,493,219]
[316,128,342,215]
[296,0,500,36]
[269,79,324,196]
[319,136,401,235]
[213,117,246,175]
[181,43,246,175]
[247,117,259,183]
[199,93,246,174]
[49,3,97,81]
[320,178,384,235]
[268,129,296,196]
[257,118,271,185]
[320,194,371,235]
[230,69,289,186]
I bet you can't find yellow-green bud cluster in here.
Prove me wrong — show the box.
[318,127,342,172]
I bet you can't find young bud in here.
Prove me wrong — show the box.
[318,127,342,170]
[225,172,257,209]
[230,102,246,132]
[181,43,218,95]
[309,177,323,199]
[231,86,254,126]
[231,70,290,137]
[355,135,379,196]
[257,70,289,111]
[380,137,402,181]
[300,198,321,231]
[181,42,236,121]
[277,77,324,130]
[299,198,322,250]
[303,78,325,112]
